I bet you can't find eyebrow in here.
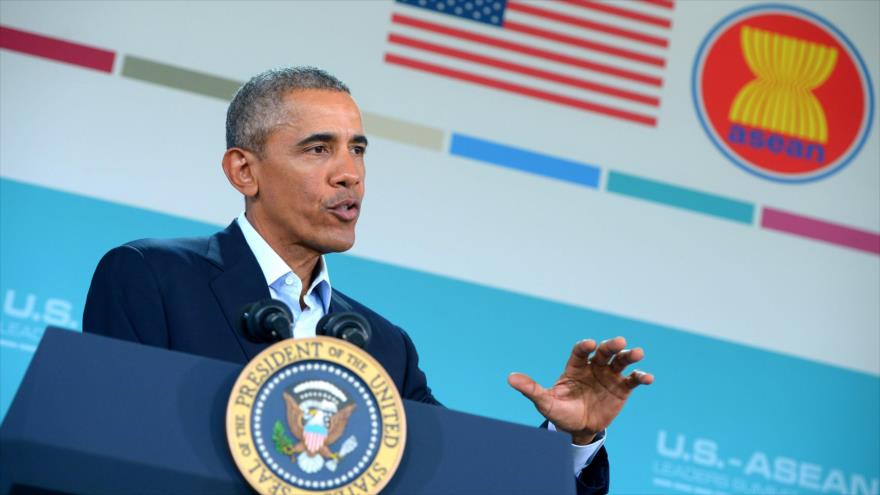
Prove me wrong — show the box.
[295,133,369,147]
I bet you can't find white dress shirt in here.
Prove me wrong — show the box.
[236,212,605,476]
[237,212,331,339]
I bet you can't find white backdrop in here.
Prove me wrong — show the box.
[1,2,878,493]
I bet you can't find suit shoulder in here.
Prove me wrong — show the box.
[332,289,402,334]
[92,234,221,294]
[119,235,213,264]
[94,235,217,279]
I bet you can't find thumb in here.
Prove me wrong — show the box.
[508,372,553,414]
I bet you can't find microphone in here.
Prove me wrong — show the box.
[317,312,372,350]
[240,299,293,342]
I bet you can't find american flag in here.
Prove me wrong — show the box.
[384,0,674,127]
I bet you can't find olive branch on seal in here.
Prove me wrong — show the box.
[273,420,297,457]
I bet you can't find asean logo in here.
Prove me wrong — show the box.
[692,4,874,183]
[226,338,406,495]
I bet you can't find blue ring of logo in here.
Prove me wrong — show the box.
[690,3,875,184]
[251,360,381,491]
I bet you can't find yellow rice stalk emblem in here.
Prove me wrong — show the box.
[729,26,838,143]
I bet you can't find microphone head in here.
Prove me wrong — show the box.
[316,312,372,350]
[240,299,293,343]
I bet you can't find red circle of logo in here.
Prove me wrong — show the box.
[694,6,873,182]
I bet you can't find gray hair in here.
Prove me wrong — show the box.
[225,66,350,153]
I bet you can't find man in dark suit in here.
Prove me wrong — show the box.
[84,67,653,494]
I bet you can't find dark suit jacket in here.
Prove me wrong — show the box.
[83,221,608,493]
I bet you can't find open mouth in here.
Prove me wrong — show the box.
[327,199,360,221]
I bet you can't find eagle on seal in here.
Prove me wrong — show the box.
[283,389,357,473]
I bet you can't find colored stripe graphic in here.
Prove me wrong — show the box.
[606,171,755,224]
[362,112,446,151]
[450,134,600,188]
[5,24,878,257]
[121,55,242,101]
[762,208,880,255]
[0,25,114,73]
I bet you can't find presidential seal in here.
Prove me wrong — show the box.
[226,337,406,495]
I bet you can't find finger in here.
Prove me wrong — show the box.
[608,347,645,374]
[624,369,654,389]
[592,337,626,367]
[507,372,553,414]
[564,339,597,370]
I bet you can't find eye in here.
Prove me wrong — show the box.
[307,145,328,154]
[351,145,366,156]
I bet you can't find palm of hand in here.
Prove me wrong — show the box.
[508,337,653,444]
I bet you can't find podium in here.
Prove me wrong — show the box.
[0,328,575,494]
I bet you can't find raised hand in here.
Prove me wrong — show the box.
[508,337,653,444]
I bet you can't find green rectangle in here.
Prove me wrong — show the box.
[122,55,241,101]
[606,171,755,224]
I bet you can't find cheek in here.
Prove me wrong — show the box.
[279,174,321,202]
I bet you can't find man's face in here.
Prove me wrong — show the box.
[247,89,366,256]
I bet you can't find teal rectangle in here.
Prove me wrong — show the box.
[607,171,755,224]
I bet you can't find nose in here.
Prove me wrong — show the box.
[331,150,363,188]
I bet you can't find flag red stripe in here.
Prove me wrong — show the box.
[506,1,668,48]
[388,33,659,106]
[0,25,115,73]
[385,53,657,126]
[638,0,675,9]
[560,0,672,29]
[504,20,665,67]
[391,13,662,86]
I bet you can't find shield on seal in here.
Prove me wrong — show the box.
[304,423,327,453]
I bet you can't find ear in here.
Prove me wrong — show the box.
[222,147,259,198]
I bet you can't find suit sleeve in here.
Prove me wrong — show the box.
[83,245,170,348]
[397,326,442,406]
[540,420,610,494]
[575,446,610,495]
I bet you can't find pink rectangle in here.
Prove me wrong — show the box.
[762,207,880,256]
[0,25,115,73]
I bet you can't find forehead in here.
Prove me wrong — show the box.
[275,89,363,136]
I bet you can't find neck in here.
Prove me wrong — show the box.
[284,252,321,294]
[245,211,321,299]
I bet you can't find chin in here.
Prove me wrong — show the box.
[319,236,356,254]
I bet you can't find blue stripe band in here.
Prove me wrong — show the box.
[606,171,755,224]
[449,133,601,188]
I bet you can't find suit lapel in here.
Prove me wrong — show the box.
[328,289,352,314]
[207,221,272,361]
[328,290,342,314]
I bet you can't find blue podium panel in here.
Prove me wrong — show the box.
[0,328,247,495]
[393,400,574,494]
[0,329,574,494]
